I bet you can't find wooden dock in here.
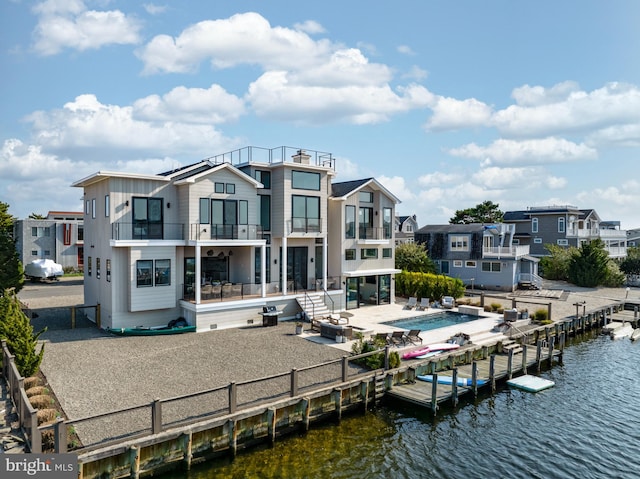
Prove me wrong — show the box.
[387,342,561,413]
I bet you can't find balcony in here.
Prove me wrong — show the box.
[358,226,391,244]
[288,218,322,234]
[482,245,530,259]
[567,228,627,240]
[190,224,263,241]
[112,222,185,241]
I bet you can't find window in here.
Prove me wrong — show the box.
[259,195,271,231]
[450,235,469,251]
[155,259,171,286]
[558,217,565,233]
[92,198,96,219]
[359,191,373,203]
[453,260,463,267]
[63,223,72,245]
[513,239,520,245]
[383,208,392,239]
[88,256,92,277]
[215,182,225,193]
[534,237,543,244]
[106,259,111,282]
[292,195,320,232]
[465,261,477,268]
[382,248,392,258]
[361,248,378,259]
[532,217,538,233]
[136,260,153,287]
[78,225,84,241]
[345,205,356,238]
[199,198,210,224]
[105,195,110,217]
[31,250,37,256]
[31,227,37,237]
[557,239,569,246]
[96,258,101,279]
[345,249,356,260]
[85,200,90,214]
[133,197,163,239]
[292,171,320,190]
[238,200,248,225]
[359,207,374,238]
[482,262,502,272]
[43,250,50,256]
[211,199,239,238]
[255,170,271,188]
[225,183,235,194]
[31,227,50,237]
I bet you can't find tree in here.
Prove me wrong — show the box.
[28,213,46,220]
[567,239,609,287]
[540,243,578,281]
[0,202,23,294]
[620,246,640,275]
[395,242,436,273]
[0,289,46,377]
[449,200,504,224]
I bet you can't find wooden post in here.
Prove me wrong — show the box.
[54,418,67,453]
[229,419,237,457]
[471,362,478,397]
[268,407,277,442]
[507,348,514,379]
[522,344,528,374]
[489,355,496,393]
[333,389,342,422]
[547,302,552,322]
[342,356,349,382]
[451,368,458,407]
[130,446,140,479]
[229,382,237,414]
[96,303,101,329]
[384,346,390,370]
[182,432,193,470]
[152,398,162,435]
[71,306,76,329]
[548,336,555,366]
[431,373,438,416]
[291,368,298,397]
[536,340,542,372]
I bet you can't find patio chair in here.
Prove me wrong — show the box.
[201,284,212,300]
[405,297,417,310]
[417,298,430,311]
[441,296,455,309]
[404,329,423,345]
[390,330,406,346]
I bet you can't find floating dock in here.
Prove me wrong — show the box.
[507,375,555,392]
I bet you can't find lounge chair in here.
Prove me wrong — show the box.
[441,296,455,309]
[417,298,430,310]
[404,329,423,345]
[374,332,390,345]
[405,297,417,310]
[390,330,406,346]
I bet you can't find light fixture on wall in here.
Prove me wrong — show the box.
[228,250,233,256]
[125,200,129,207]
[207,249,214,256]
[167,202,171,208]
[218,252,225,259]
[310,257,314,263]
[274,259,278,265]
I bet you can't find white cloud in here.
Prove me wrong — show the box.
[403,65,429,81]
[511,81,581,107]
[143,3,167,15]
[133,84,245,124]
[293,20,325,34]
[377,176,412,203]
[397,45,415,55]
[449,137,597,166]
[417,171,459,187]
[32,0,141,55]
[425,96,492,130]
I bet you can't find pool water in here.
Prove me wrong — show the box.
[383,311,484,331]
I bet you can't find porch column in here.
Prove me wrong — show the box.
[323,236,328,290]
[195,246,202,304]
[261,244,266,298]
[282,237,288,295]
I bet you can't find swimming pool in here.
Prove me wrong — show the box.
[383,311,485,331]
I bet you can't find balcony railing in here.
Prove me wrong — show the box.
[358,226,390,241]
[567,228,627,239]
[190,224,263,241]
[288,218,322,234]
[482,245,530,258]
[112,222,185,241]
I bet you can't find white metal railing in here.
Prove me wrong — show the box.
[567,228,627,239]
[483,245,530,258]
[518,272,542,289]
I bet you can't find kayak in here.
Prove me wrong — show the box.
[108,325,196,336]
[417,374,487,387]
[402,343,460,360]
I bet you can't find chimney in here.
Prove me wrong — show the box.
[292,149,311,164]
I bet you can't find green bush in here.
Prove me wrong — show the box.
[395,271,465,301]
[533,309,549,323]
[350,334,400,370]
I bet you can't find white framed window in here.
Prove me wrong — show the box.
[532,217,538,233]
[557,239,569,246]
[465,261,477,268]
[450,235,469,252]
[105,195,110,217]
[91,198,96,219]
[558,217,565,233]
[453,260,463,268]
[512,239,520,244]
[534,237,543,244]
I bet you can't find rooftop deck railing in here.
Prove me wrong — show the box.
[203,146,335,169]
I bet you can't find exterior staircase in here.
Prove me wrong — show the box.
[296,292,332,321]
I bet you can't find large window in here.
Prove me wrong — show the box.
[155,259,171,286]
[133,197,163,239]
[383,207,392,239]
[136,260,153,287]
[292,171,320,190]
[482,262,501,272]
[199,198,210,224]
[292,195,320,232]
[259,195,271,231]
[359,191,373,203]
[359,207,373,238]
[450,235,469,252]
[212,199,237,238]
[345,205,356,238]
[255,170,271,188]
[105,195,110,217]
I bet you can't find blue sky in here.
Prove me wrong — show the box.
[2,1,640,229]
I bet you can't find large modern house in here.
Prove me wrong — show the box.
[71,146,400,331]
[414,223,540,292]
[13,211,84,271]
[502,205,628,259]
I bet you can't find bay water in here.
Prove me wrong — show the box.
[164,331,639,479]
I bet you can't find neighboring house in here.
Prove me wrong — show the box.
[627,228,640,248]
[395,214,418,245]
[503,205,627,259]
[71,146,400,332]
[414,223,540,292]
[13,211,84,270]
[329,178,401,309]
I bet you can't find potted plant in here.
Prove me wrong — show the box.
[295,322,303,335]
[520,308,529,320]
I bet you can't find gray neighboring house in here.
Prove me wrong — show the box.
[415,223,540,292]
[13,211,84,270]
[503,205,627,259]
[627,228,640,248]
[395,214,418,245]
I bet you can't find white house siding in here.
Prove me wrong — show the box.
[129,246,177,312]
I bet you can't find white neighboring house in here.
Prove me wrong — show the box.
[72,147,401,331]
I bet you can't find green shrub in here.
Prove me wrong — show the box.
[395,271,465,301]
[490,302,502,312]
[534,309,549,322]
[350,334,400,370]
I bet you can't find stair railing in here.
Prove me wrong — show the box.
[323,288,335,315]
